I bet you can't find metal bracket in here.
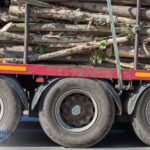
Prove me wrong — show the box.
[24,4,29,64]
[107,0,124,90]
[134,0,141,69]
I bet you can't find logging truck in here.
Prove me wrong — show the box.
[1,0,150,148]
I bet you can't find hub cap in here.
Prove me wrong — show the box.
[55,89,98,132]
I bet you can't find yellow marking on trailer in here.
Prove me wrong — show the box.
[0,66,26,71]
[136,72,150,78]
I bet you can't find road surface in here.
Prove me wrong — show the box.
[0,115,149,150]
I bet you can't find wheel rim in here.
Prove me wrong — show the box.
[0,96,4,121]
[55,89,98,133]
[145,99,150,126]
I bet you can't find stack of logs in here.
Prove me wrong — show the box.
[1,0,150,69]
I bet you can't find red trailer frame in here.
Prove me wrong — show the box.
[0,63,150,81]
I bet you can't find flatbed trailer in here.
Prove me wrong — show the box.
[1,0,150,148]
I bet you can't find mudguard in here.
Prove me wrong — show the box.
[31,78,60,110]
[0,75,28,109]
[127,82,150,115]
[97,79,122,115]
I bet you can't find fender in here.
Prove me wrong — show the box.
[31,78,60,110]
[31,78,122,114]
[0,75,28,109]
[97,79,122,115]
[128,82,150,115]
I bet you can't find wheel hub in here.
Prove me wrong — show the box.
[55,89,98,132]
[71,105,81,116]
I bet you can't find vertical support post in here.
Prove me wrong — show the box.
[134,0,141,70]
[107,0,123,90]
[24,4,29,64]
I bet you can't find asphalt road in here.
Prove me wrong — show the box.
[0,115,150,150]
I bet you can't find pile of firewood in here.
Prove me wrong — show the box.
[1,0,150,69]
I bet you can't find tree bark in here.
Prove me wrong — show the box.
[0,8,8,22]
[9,5,136,25]
[4,22,111,33]
[0,44,36,58]
[11,0,51,8]
[0,48,26,58]
[4,22,150,36]
[1,58,23,64]
[3,22,130,35]
[41,0,150,6]
[107,49,150,59]
[0,32,93,44]
[59,2,150,21]
[1,13,53,23]
[104,58,134,69]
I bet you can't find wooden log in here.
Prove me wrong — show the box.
[9,5,136,25]
[0,22,14,32]
[45,43,84,49]
[1,58,23,64]
[0,44,35,58]
[0,44,36,52]
[4,22,150,35]
[104,58,134,69]
[3,22,130,35]
[59,2,150,21]
[0,8,8,23]
[42,0,150,6]
[1,13,53,23]
[0,48,28,58]
[11,0,52,8]
[28,36,129,62]
[107,48,150,59]
[0,50,22,58]
[0,32,93,44]
[86,0,150,6]
[4,22,111,33]
[1,54,89,64]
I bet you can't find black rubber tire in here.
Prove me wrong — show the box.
[0,78,22,142]
[39,78,115,148]
[132,87,150,145]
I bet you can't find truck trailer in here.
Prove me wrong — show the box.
[0,0,150,148]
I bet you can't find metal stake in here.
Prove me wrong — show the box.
[134,0,141,70]
[107,0,123,90]
[24,4,29,64]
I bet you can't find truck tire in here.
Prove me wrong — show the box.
[0,78,22,142]
[39,78,115,148]
[132,87,150,145]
